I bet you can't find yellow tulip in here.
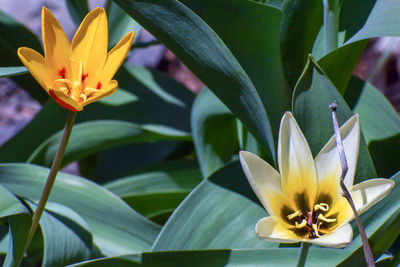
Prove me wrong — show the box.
[18,7,135,111]
[240,112,394,248]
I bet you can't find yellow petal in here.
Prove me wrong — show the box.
[18,47,52,92]
[315,114,360,189]
[81,80,118,107]
[41,6,71,80]
[255,216,301,243]
[308,223,353,248]
[350,178,395,216]
[48,89,82,111]
[101,31,135,83]
[71,7,108,86]
[278,112,318,211]
[239,151,286,217]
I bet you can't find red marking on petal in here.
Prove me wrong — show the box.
[82,73,89,81]
[58,67,66,78]
[49,90,79,112]
[96,82,102,89]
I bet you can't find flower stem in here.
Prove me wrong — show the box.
[323,0,340,54]
[23,111,77,254]
[296,242,310,267]
[329,103,375,267]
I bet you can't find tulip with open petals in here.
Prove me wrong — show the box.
[240,112,394,248]
[18,7,135,111]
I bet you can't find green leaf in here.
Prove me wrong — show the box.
[0,67,28,78]
[65,0,90,27]
[105,160,202,223]
[0,164,161,256]
[0,185,31,267]
[69,248,353,267]
[292,55,376,182]
[108,2,142,47]
[279,0,323,88]
[115,0,277,161]
[26,202,91,267]
[151,161,276,251]
[0,10,46,103]
[191,89,237,178]
[27,120,190,168]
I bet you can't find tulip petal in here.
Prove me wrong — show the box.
[350,178,395,216]
[315,114,360,189]
[17,47,52,92]
[71,7,108,86]
[48,89,82,112]
[102,31,135,83]
[278,112,318,211]
[256,216,301,243]
[308,223,353,248]
[239,151,285,217]
[41,7,70,80]
[82,80,118,107]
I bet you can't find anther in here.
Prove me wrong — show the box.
[60,87,69,95]
[295,219,307,228]
[317,214,336,223]
[314,203,329,212]
[80,94,87,102]
[287,210,302,220]
[312,223,321,237]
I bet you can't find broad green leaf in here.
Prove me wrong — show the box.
[65,0,90,27]
[279,0,323,88]
[0,164,161,256]
[26,202,91,267]
[27,120,190,168]
[69,248,353,267]
[191,89,237,178]
[108,2,142,47]
[151,161,275,251]
[105,160,202,223]
[345,77,400,177]
[0,10,46,103]
[115,0,276,161]
[0,185,31,267]
[292,55,376,182]
[0,65,193,167]
[0,67,27,78]
[236,120,262,156]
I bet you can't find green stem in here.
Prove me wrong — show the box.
[296,242,310,267]
[23,111,77,254]
[323,0,340,54]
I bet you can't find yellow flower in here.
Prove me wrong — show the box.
[240,112,394,248]
[18,7,135,111]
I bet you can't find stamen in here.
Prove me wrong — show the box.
[82,73,89,81]
[96,81,102,89]
[58,67,66,78]
[60,87,69,95]
[314,203,329,212]
[80,94,87,102]
[312,223,321,237]
[317,214,336,223]
[287,210,302,220]
[295,219,307,228]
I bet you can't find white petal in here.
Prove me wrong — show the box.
[278,112,318,210]
[350,178,395,215]
[315,114,360,188]
[239,151,282,216]
[308,223,353,248]
[255,216,300,243]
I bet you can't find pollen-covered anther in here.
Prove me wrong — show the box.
[314,203,329,212]
[317,213,336,223]
[287,210,302,220]
[312,223,321,237]
[295,219,307,228]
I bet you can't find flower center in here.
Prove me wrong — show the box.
[286,203,336,239]
[55,63,102,104]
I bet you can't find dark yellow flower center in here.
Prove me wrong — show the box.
[286,203,337,239]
